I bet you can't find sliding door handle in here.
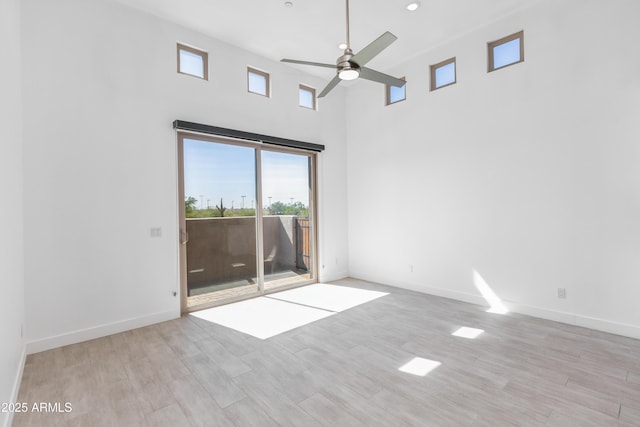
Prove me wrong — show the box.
[180,230,189,245]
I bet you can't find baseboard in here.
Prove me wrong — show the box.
[349,272,640,340]
[26,309,179,355]
[349,271,488,307]
[500,301,640,340]
[503,301,577,325]
[573,315,640,340]
[394,278,488,307]
[3,343,27,427]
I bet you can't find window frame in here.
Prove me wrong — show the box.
[299,84,317,110]
[430,57,457,91]
[176,43,208,81]
[487,31,524,72]
[247,67,271,97]
[385,77,407,106]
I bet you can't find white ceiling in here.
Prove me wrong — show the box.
[113,0,537,78]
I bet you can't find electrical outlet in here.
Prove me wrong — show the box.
[557,288,566,299]
[150,227,162,238]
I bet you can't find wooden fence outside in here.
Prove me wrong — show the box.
[295,218,311,271]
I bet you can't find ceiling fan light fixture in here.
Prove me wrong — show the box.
[339,68,360,80]
[406,1,421,11]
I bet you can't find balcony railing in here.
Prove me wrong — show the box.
[185,215,310,296]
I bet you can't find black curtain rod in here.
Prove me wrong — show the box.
[173,120,325,152]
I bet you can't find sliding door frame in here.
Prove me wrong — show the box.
[177,131,318,314]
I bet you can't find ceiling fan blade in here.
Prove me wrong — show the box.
[351,31,397,67]
[318,75,342,98]
[281,59,337,69]
[359,67,406,87]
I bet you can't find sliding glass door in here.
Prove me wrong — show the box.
[178,133,316,312]
[180,138,259,308]
[261,150,314,291]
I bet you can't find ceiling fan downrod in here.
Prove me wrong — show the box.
[345,0,351,50]
[338,0,359,80]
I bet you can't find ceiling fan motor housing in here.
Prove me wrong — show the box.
[337,48,360,74]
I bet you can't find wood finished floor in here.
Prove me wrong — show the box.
[13,278,640,426]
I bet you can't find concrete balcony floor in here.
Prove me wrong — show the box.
[187,269,311,308]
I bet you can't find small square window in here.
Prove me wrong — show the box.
[248,67,270,97]
[488,31,524,72]
[299,84,316,110]
[386,77,406,105]
[177,43,208,80]
[430,57,456,91]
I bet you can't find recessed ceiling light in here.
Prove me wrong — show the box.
[284,1,293,7]
[338,43,348,50]
[406,1,421,11]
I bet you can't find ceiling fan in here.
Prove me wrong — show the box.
[281,0,406,98]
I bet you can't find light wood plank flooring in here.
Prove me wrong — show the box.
[13,278,640,426]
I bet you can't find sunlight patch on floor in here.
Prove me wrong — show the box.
[190,296,334,339]
[452,326,484,339]
[267,283,388,312]
[190,283,388,339]
[398,357,442,376]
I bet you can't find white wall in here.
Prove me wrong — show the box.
[20,0,640,357]
[22,0,348,352]
[347,0,640,337]
[0,0,25,425]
